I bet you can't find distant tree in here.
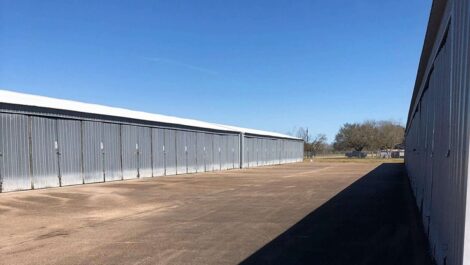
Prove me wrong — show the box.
[333,120,405,152]
[295,127,311,142]
[311,134,328,156]
[295,127,311,154]
[376,121,405,150]
[334,123,375,151]
[293,128,329,157]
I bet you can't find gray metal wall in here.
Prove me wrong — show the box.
[121,125,139,180]
[57,119,83,186]
[152,128,165,177]
[213,134,221,171]
[164,129,177,175]
[242,136,303,168]
[82,121,104,184]
[0,114,31,192]
[0,112,302,193]
[102,123,122,181]
[187,131,197,173]
[205,133,214,171]
[138,127,152,178]
[176,130,187,175]
[30,116,59,189]
[196,132,205,172]
[405,1,470,264]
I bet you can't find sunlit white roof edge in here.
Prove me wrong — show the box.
[214,124,300,140]
[0,89,301,140]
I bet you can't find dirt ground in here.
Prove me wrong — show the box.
[0,162,432,265]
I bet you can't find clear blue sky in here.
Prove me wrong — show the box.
[0,0,431,142]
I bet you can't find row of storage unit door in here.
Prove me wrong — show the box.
[0,113,241,192]
[0,113,303,192]
[243,137,303,167]
[405,24,461,265]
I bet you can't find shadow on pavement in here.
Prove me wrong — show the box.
[240,163,433,265]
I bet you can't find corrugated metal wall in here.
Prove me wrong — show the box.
[176,130,187,175]
[196,132,205,172]
[164,129,177,176]
[220,135,228,170]
[205,133,214,172]
[30,116,59,189]
[242,136,303,168]
[152,128,165,177]
[405,1,470,264]
[213,134,221,171]
[0,112,303,193]
[243,137,250,168]
[138,127,152,178]
[233,135,240,169]
[82,121,104,184]
[102,123,122,181]
[121,125,139,180]
[0,114,31,192]
[187,131,197,173]
[57,119,83,186]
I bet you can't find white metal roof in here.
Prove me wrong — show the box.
[216,124,300,140]
[0,89,300,140]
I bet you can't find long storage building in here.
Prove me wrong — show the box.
[0,90,303,193]
[405,0,470,264]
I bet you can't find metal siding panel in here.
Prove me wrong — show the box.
[250,138,258,167]
[282,140,289,164]
[220,135,228,170]
[266,139,271,165]
[121,125,138,179]
[0,114,31,192]
[164,129,177,175]
[257,138,263,166]
[237,135,241,168]
[226,135,232,169]
[152,128,165,177]
[269,139,274,165]
[228,135,235,169]
[250,138,256,168]
[233,135,240,168]
[213,134,221,171]
[244,137,250,168]
[31,116,60,189]
[263,138,268,165]
[247,138,252,167]
[176,130,187,174]
[138,127,152,178]
[257,138,262,166]
[57,119,83,186]
[187,131,197,173]
[259,138,263,166]
[205,133,214,171]
[404,10,469,264]
[227,135,234,169]
[196,132,205,172]
[268,139,273,164]
[82,121,104,184]
[102,123,122,181]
